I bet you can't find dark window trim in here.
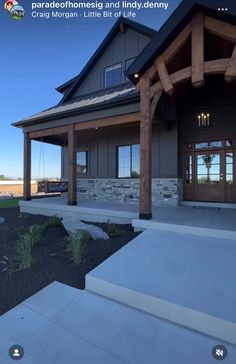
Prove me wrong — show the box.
[76,150,89,175]
[104,62,122,88]
[125,58,136,80]
[184,138,235,152]
[116,143,140,179]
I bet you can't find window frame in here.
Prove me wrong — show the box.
[76,150,88,175]
[104,62,122,88]
[117,143,140,179]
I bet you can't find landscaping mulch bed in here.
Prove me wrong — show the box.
[0,207,139,316]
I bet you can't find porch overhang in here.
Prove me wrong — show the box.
[19,111,141,206]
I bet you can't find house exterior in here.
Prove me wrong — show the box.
[13,0,236,219]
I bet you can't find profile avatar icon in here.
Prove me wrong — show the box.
[10,4,25,19]
[4,0,18,13]
[4,0,25,20]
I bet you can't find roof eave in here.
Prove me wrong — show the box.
[12,93,140,129]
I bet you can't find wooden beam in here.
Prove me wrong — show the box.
[139,75,152,219]
[225,45,236,82]
[75,112,140,131]
[162,23,191,63]
[23,132,31,201]
[29,125,69,139]
[205,16,236,43]
[170,66,191,85]
[136,24,191,93]
[151,91,162,119]
[150,80,163,99]
[146,64,157,81]
[28,113,140,140]
[155,56,174,95]
[67,124,77,206]
[204,58,230,75]
[192,13,204,87]
[150,58,230,98]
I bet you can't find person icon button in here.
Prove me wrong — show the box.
[8,345,24,360]
[13,349,20,357]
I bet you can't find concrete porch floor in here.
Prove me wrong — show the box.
[20,196,236,239]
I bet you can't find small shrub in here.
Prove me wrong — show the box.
[44,216,63,228]
[18,212,28,221]
[66,231,89,265]
[17,232,32,270]
[106,221,125,238]
[29,224,45,247]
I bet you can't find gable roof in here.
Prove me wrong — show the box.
[57,17,156,103]
[126,0,236,83]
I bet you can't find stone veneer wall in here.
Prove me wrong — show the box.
[77,179,183,206]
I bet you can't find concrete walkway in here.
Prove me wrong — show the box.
[87,230,236,344]
[1,230,236,363]
[1,281,236,364]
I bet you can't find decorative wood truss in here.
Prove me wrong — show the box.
[139,13,236,219]
[142,14,236,101]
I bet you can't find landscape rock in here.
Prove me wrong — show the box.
[0,217,5,225]
[62,216,109,240]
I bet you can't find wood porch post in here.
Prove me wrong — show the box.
[139,75,152,220]
[68,124,77,206]
[23,132,31,201]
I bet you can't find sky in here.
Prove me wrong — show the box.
[0,0,181,179]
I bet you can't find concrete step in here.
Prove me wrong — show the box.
[86,229,236,345]
[2,282,236,364]
[132,219,236,240]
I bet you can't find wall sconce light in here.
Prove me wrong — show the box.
[134,73,139,79]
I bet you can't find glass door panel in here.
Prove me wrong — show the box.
[195,152,224,202]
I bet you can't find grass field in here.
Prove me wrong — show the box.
[0,199,20,209]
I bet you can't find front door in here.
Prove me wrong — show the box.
[183,140,235,202]
[195,151,224,202]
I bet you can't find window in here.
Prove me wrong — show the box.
[77,151,88,174]
[117,144,140,178]
[104,63,122,88]
[226,152,233,184]
[197,154,220,184]
[195,141,223,149]
[125,58,136,80]
[185,154,192,184]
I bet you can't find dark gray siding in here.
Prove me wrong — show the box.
[61,123,178,179]
[178,77,236,177]
[73,29,151,97]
